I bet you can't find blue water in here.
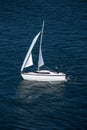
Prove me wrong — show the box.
[0,0,87,129]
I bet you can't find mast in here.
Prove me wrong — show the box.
[38,21,45,71]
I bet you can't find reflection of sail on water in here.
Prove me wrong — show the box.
[21,32,41,72]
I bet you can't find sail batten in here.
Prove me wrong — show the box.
[21,31,41,72]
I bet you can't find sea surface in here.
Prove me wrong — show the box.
[0,0,87,129]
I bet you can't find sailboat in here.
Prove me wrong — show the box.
[21,21,67,82]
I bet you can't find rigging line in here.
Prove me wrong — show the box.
[33,65,37,69]
[44,65,57,73]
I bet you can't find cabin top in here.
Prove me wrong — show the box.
[36,70,51,74]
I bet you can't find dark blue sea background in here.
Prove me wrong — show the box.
[0,0,87,129]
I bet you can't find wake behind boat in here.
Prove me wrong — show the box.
[21,21,67,82]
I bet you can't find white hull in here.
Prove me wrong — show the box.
[21,72,67,82]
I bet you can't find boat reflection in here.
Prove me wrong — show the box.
[17,80,66,103]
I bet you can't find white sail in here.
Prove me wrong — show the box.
[24,53,33,68]
[38,21,45,70]
[38,46,44,68]
[21,31,41,72]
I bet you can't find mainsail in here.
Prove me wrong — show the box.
[21,31,41,72]
[38,21,45,70]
